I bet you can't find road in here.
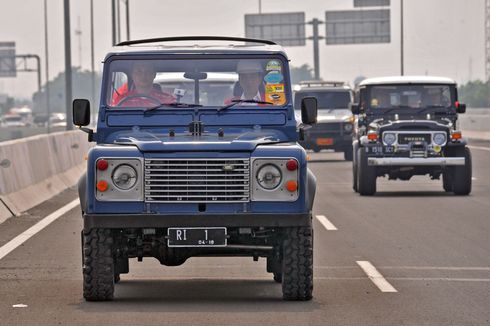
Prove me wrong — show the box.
[0,142,489,325]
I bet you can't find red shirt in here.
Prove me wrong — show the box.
[112,84,175,107]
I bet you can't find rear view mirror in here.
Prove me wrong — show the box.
[456,102,466,114]
[73,99,91,126]
[350,102,360,115]
[301,97,317,125]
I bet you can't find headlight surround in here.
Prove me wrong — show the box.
[343,123,353,133]
[382,132,396,145]
[256,164,282,190]
[112,164,138,190]
[433,132,447,146]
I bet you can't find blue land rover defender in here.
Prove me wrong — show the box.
[73,37,317,301]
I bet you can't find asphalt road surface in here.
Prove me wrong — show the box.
[1,141,489,325]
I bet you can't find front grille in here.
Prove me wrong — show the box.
[144,158,250,203]
[398,133,431,144]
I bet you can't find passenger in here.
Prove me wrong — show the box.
[112,61,175,107]
[225,60,265,105]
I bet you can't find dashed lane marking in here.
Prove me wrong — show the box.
[0,199,79,261]
[468,145,490,151]
[315,215,338,231]
[356,261,398,293]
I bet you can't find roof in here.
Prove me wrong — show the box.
[359,76,456,86]
[294,80,351,92]
[104,36,288,60]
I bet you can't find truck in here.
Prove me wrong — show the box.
[73,36,318,301]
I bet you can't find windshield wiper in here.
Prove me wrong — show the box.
[218,99,273,112]
[144,102,203,114]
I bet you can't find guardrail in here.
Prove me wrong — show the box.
[0,131,90,223]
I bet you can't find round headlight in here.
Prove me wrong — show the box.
[433,133,447,145]
[112,164,137,190]
[256,164,282,190]
[343,123,353,133]
[383,132,396,145]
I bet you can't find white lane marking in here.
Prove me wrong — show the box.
[388,277,490,282]
[356,261,398,293]
[315,215,338,231]
[0,199,79,261]
[378,266,490,271]
[472,177,477,180]
[468,145,490,151]
[12,304,28,308]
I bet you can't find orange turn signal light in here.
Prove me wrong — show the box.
[367,133,378,141]
[286,180,298,192]
[451,131,462,140]
[97,180,109,192]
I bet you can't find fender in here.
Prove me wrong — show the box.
[78,172,87,214]
[305,168,317,211]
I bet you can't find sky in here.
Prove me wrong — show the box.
[0,0,485,99]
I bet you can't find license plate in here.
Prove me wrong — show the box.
[316,137,334,146]
[167,227,227,247]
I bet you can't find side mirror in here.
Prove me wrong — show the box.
[301,97,317,125]
[350,102,360,115]
[456,102,466,114]
[73,99,91,126]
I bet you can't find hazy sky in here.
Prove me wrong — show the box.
[0,0,485,99]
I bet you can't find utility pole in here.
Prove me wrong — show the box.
[64,0,73,130]
[258,0,262,14]
[90,0,96,114]
[112,0,117,45]
[308,18,323,80]
[75,16,82,68]
[125,0,130,40]
[486,0,490,80]
[44,0,50,133]
[400,0,404,76]
[116,0,121,44]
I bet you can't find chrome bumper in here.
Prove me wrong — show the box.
[368,157,465,166]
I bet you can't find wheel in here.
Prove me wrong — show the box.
[357,148,376,196]
[442,169,453,192]
[273,273,282,283]
[82,229,115,301]
[344,146,353,161]
[352,143,359,192]
[452,147,472,195]
[282,227,313,301]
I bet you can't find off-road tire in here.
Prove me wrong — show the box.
[83,229,115,301]
[352,144,359,192]
[282,227,313,301]
[357,148,377,196]
[344,147,353,161]
[452,147,472,195]
[442,169,453,192]
[273,272,283,283]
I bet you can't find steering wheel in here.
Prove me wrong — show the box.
[116,94,161,107]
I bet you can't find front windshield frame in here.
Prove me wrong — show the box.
[365,83,456,111]
[102,54,291,110]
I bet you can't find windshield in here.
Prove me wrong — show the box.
[367,84,453,110]
[106,58,288,108]
[294,91,351,110]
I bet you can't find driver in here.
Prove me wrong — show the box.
[112,61,175,107]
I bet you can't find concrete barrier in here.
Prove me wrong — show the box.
[0,130,90,221]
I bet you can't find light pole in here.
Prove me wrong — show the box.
[90,0,95,114]
[44,0,50,133]
[400,0,404,76]
[64,0,73,130]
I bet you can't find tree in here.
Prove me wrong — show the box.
[32,68,101,114]
[459,80,490,108]
[290,64,314,85]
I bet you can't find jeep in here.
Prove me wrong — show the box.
[351,76,471,196]
[73,36,317,301]
[294,80,354,160]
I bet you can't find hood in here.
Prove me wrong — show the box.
[316,109,351,123]
[374,119,451,132]
[111,128,288,152]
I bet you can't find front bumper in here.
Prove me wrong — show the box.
[84,212,312,229]
[368,157,465,166]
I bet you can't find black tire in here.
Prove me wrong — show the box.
[442,169,453,192]
[83,229,115,301]
[273,273,282,283]
[282,227,313,301]
[352,144,359,192]
[452,147,472,195]
[344,147,353,161]
[357,148,377,196]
